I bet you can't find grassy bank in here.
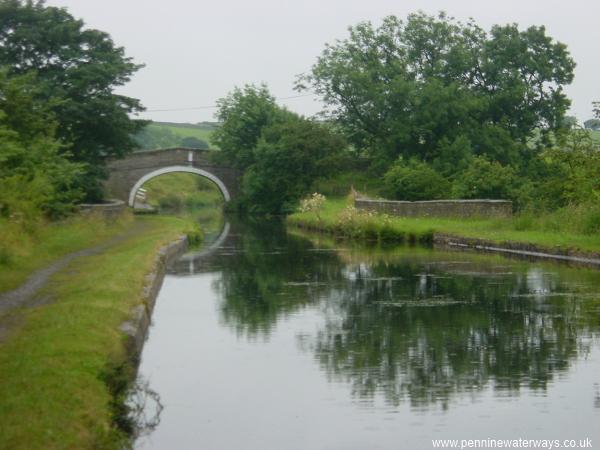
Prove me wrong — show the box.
[0,214,134,294]
[0,214,198,449]
[288,197,600,254]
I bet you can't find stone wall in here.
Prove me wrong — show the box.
[355,198,512,218]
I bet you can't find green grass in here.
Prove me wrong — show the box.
[0,214,133,294]
[142,172,223,207]
[141,172,225,239]
[148,122,216,147]
[288,197,600,254]
[0,214,197,449]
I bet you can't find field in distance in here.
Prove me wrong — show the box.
[134,121,219,150]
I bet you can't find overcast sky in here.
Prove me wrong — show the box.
[47,0,600,124]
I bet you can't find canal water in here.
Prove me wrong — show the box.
[135,220,600,450]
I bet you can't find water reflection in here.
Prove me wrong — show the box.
[169,221,600,408]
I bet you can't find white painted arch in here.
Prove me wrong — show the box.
[128,165,231,207]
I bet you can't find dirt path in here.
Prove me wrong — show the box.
[0,222,148,339]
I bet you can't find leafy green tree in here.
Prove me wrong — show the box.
[541,128,600,206]
[242,118,346,214]
[0,0,145,201]
[299,12,575,170]
[562,116,577,129]
[583,119,600,131]
[212,84,290,170]
[0,70,83,220]
[383,158,451,201]
[180,136,209,149]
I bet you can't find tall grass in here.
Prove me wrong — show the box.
[0,212,133,294]
[288,197,600,253]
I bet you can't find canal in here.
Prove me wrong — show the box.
[135,219,600,449]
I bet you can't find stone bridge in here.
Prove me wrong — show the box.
[104,148,239,206]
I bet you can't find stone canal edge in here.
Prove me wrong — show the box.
[119,235,189,364]
[434,233,600,268]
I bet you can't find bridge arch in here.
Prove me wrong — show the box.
[128,165,231,207]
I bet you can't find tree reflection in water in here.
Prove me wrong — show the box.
[207,221,600,408]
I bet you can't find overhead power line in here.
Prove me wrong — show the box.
[143,93,316,113]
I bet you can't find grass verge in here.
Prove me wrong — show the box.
[0,213,133,295]
[0,214,198,449]
[288,197,600,254]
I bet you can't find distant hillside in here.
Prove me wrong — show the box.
[150,121,218,144]
[153,121,220,130]
[133,121,220,150]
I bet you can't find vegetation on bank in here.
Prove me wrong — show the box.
[288,197,600,254]
[0,0,146,202]
[0,213,133,294]
[0,214,198,450]
[208,13,598,220]
[211,84,348,214]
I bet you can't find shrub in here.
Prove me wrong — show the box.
[383,159,451,201]
[299,193,326,217]
[158,195,183,211]
[452,156,518,200]
[185,225,204,247]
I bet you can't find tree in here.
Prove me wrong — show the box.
[0,0,145,201]
[213,84,347,214]
[0,69,83,220]
[242,118,346,214]
[542,128,600,206]
[298,12,575,171]
[211,84,290,170]
[562,116,577,129]
[583,119,600,131]
[180,136,209,149]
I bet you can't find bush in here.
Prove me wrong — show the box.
[383,159,451,201]
[185,225,204,247]
[452,156,518,200]
[158,195,183,210]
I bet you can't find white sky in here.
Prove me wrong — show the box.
[47,0,600,124]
